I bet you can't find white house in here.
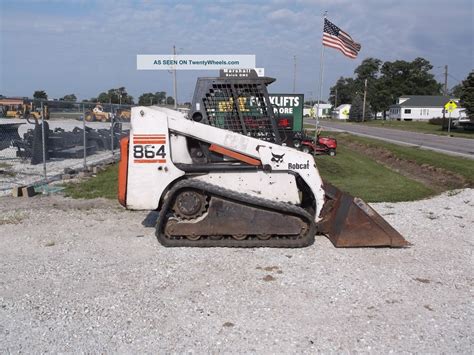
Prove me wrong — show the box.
[331,104,351,120]
[303,103,332,118]
[389,96,466,121]
[303,105,313,117]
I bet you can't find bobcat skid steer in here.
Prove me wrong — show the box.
[118,102,409,248]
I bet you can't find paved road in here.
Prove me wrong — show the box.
[304,119,474,159]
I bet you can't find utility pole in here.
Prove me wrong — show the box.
[362,78,367,122]
[335,87,338,108]
[293,55,297,93]
[442,65,448,129]
[173,45,178,109]
[444,65,448,96]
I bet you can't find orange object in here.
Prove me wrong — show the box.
[133,159,167,164]
[118,136,129,207]
[132,140,166,144]
[209,144,261,166]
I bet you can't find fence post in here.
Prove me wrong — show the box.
[82,104,87,170]
[41,101,47,183]
[110,113,115,156]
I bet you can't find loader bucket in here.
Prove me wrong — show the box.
[318,183,410,248]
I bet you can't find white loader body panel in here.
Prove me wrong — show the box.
[125,106,326,222]
[194,172,300,204]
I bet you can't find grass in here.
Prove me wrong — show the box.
[328,119,473,139]
[64,132,471,203]
[64,151,433,203]
[316,146,434,202]
[334,133,474,184]
[64,164,118,199]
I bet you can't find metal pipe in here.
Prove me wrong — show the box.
[173,45,178,109]
[41,101,47,183]
[315,11,327,140]
[82,104,87,169]
[110,114,114,155]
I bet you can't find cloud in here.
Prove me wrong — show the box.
[267,8,301,23]
[0,0,472,101]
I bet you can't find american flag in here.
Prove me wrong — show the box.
[323,18,361,59]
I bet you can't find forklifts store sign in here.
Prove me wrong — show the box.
[269,94,304,132]
[137,55,256,70]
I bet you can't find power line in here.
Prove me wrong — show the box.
[448,73,462,83]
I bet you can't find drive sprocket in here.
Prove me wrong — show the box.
[172,189,208,219]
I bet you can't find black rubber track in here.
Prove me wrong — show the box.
[155,179,316,248]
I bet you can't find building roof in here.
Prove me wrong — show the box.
[334,104,351,110]
[0,98,25,105]
[393,96,460,108]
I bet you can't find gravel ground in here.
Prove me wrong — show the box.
[0,189,473,353]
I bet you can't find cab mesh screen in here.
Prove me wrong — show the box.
[202,83,278,142]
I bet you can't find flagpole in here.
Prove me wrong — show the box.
[315,11,327,141]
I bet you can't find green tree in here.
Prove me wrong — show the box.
[58,94,77,109]
[459,71,474,118]
[94,87,134,105]
[166,96,175,105]
[349,95,363,122]
[329,77,356,106]
[354,57,382,82]
[138,93,156,106]
[354,58,382,116]
[33,90,48,100]
[330,57,442,120]
[97,92,109,103]
[60,94,77,102]
[155,91,167,104]
[138,91,170,106]
[379,57,441,101]
[450,84,464,98]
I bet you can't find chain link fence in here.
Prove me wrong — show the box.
[0,99,131,196]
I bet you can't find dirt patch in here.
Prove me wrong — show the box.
[414,277,431,284]
[342,140,470,192]
[0,211,28,225]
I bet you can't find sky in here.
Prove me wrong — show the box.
[1,0,473,103]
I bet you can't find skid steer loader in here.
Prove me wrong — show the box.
[118,70,409,248]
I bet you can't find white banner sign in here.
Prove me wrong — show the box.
[137,54,256,70]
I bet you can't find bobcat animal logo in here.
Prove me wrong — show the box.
[271,152,285,164]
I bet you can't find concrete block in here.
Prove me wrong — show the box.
[12,186,24,197]
[21,186,37,197]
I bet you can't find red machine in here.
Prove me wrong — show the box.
[293,131,337,156]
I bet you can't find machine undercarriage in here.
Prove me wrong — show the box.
[157,179,315,247]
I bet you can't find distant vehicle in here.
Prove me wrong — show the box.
[454,110,474,130]
[85,104,112,122]
[115,108,131,121]
[0,98,49,120]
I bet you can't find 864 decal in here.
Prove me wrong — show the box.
[132,134,167,163]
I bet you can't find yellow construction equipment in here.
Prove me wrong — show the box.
[85,104,112,122]
[0,98,49,120]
